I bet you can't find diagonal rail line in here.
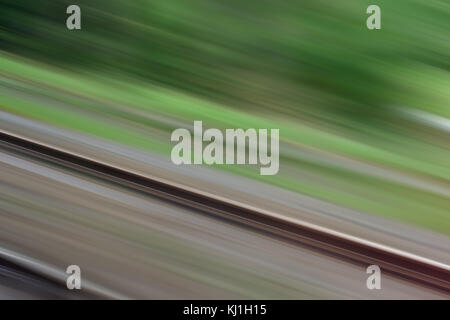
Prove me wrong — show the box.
[1,130,449,294]
[0,254,98,299]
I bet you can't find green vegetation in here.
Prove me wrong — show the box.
[0,0,449,234]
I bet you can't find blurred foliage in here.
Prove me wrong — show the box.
[0,1,449,233]
[1,0,449,119]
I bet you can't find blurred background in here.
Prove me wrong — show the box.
[0,0,449,298]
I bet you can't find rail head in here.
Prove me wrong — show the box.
[1,129,449,293]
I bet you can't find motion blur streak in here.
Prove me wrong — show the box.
[0,0,449,298]
[0,148,447,299]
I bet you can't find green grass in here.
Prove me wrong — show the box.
[1,52,449,235]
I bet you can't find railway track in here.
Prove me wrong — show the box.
[0,254,96,299]
[1,130,449,295]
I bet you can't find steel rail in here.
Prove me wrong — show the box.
[0,255,97,299]
[1,130,449,294]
